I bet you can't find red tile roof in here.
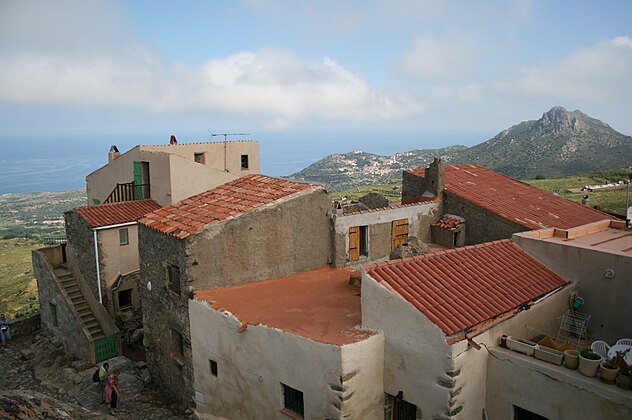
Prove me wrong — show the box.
[366,240,568,337]
[408,164,614,230]
[139,175,321,239]
[432,216,464,230]
[73,200,161,228]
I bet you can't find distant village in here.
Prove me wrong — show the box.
[30,137,632,419]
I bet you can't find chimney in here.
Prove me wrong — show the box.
[426,157,445,197]
[170,135,178,145]
[108,145,120,163]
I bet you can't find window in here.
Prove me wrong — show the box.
[93,198,101,205]
[349,225,368,261]
[168,265,181,294]
[385,393,417,420]
[209,359,218,377]
[118,289,132,309]
[194,153,206,164]
[282,383,304,417]
[119,228,129,245]
[391,219,409,250]
[171,329,184,356]
[49,302,58,327]
[514,406,548,420]
[241,154,249,169]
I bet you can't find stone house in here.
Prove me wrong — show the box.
[402,160,616,245]
[86,139,260,206]
[136,174,333,406]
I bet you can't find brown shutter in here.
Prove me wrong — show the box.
[349,226,360,261]
[391,219,409,250]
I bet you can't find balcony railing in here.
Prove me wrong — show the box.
[104,182,150,204]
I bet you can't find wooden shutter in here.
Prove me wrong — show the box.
[133,161,143,200]
[391,219,409,250]
[349,226,360,261]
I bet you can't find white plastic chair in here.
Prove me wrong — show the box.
[591,340,610,357]
[616,338,632,346]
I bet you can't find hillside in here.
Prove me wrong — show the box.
[291,107,632,190]
[454,106,632,179]
[290,146,466,191]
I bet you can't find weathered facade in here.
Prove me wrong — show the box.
[87,140,260,206]
[332,201,441,267]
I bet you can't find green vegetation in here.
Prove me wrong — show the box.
[331,183,401,204]
[0,238,41,318]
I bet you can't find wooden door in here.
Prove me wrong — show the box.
[391,219,409,250]
[349,226,360,261]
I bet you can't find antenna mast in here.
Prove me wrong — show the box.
[208,131,250,172]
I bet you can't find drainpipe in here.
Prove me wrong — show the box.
[92,221,138,304]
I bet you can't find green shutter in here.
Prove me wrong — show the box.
[133,161,143,200]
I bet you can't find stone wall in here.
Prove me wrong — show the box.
[64,212,99,301]
[443,192,526,245]
[401,171,426,201]
[7,313,41,338]
[32,248,93,362]
[113,271,143,342]
[138,226,194,407]
[187,189,333,289]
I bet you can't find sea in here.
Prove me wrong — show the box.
[0,130,489,194]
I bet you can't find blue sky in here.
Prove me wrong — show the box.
[0,0,631,182]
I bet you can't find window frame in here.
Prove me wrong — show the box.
[119,227,129,246]
[281,383,304,418]
[240,154,249,170]
[117,288,133,310]
[194,152,206,164]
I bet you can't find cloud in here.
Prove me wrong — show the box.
[498,37,632,101]
[397,35,477,83]
[0,1,425,129]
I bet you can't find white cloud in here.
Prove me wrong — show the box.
[397,35,477,83]
[0,1,425,129]
[498,37,632,101]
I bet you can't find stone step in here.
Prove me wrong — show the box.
[74,302,88,312]
[85,320,100,330]
[68,290,83,299]
[65,286,80,294]
[92,333,105,340]
[54,268,72,278]
[77,307,92,316]
[88,326,103,336]
[60,279,76,287]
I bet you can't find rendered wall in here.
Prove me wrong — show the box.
[187,189,333,289]
[513,233,632,343]
[361,272,453,419]
[486,347,632,419]
[138,225,194,406]
[167,154,237,204]
[189,299,384,420]
[99,225,139,290]
[333,202,441,267]
[443,192,527,245]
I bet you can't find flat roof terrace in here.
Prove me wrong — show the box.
[195,266,375,346]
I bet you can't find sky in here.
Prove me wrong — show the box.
[0,0,631,191]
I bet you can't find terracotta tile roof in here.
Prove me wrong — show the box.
[139,175,321,239]
[408,164,614,230]
[432,216,464,230]
[366,240,568,337]
[73,200,161,228]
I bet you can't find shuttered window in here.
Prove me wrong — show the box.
[391,219,409,250]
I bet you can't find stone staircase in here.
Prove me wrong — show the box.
[54,266,105,340]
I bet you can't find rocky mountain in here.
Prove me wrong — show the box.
[453,106,632,179]
[290,107,632,189]
[290,146,466,191]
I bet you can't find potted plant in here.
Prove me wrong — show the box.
[564,349,580,370]
[618,363,632,390]
[579,349,602,377]
[599,353,621,384]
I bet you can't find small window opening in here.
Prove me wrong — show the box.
[119,228,129,246]
[209,359,218,377]
[118,289,132,309]
[171,329,184,356]
[93,198,101,205]
[282,383,304,417]
[168,265,181,294]
[359,225,368,257]
[514,406,548,420]
[194,153,206,164]
[49,302,58,327]
[241,154,249,169]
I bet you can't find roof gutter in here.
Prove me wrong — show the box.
[92,221,138,303]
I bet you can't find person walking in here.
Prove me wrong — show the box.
[0,314,11,348]
[105,368,121,415]
[98,362,109,403]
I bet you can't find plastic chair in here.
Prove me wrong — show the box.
[591,340,610,357]
[616,338,632,346]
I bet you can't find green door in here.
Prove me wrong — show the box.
[133,161,143,200]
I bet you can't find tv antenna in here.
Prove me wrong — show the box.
[208,131,251,172]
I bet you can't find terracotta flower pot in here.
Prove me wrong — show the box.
[564,350,579,370]
[579,352,602,377]
[599,363,620,384]
[617,372,632,390]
